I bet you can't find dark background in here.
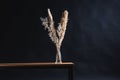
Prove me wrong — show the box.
[0,0,120,80]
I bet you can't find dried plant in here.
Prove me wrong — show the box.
[40,8,68,63]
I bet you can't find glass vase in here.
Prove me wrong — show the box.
[55,45,62,64]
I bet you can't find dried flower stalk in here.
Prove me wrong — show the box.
[40,8,68,63]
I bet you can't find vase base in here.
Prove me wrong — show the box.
[55,61,62,64]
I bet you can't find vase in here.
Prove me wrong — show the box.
[55,45,62,64]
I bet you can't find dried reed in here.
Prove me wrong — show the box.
[40,8,68,63]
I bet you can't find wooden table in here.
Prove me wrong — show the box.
[0,62,74,80]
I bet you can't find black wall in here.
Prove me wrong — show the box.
[1,0,120,76]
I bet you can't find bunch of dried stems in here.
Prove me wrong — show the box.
[40,8,68,63]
